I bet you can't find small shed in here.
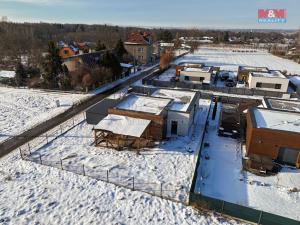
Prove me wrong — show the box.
[93,114,153,150]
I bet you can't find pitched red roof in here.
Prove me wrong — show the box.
[126,32,152,45]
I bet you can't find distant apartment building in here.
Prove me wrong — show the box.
[248,70,289,93]
[124,32,154,64]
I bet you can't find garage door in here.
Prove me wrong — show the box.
[277,147,300,166]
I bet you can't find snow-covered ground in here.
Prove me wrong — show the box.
[0,87,88,143]
[175,48,300,75]
[0,65,159,144]
[195,103,300,221]
[25,99,211,203]
[0,146,246,225]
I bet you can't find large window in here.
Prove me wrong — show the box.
[256,82,262,88]
[184,76,189,81]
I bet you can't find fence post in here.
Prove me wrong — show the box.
[28,143,31,152]
[82,164,85,176]
[46,133,48,144]
[39,154,42,164]
[106,170,109,182]
[258,211,263,225]
[160,183,163,197]
[19,148,23,159]
[60,159,63,170]
[132,177,135,191]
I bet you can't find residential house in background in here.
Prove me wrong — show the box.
[246,107,300,168]
[176,64,213,85]
[237,66,269,82]
[248,70,289,93]
[124,32,154,64]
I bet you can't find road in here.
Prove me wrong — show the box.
[0,65,159,158]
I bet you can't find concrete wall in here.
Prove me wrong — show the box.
[179,71,211,84]
[166,111,191,136]
[248,74,289,93]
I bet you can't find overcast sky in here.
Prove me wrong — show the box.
[0,0,299,29]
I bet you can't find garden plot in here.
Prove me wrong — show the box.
[27,99,211,203]
[0,87,87,143]
[175,48,300,75]
[0,146,246,225]
[195,103,300,221]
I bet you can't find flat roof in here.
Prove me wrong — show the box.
[94,114,151,138]
[116,94,172,115]
[265,98,300,113]
[251,70,286,79]
[151,89,196,112]
[184,66,211,73]
[252,108,300,133]
[239,66,269,72]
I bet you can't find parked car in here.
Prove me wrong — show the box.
[225,78,236,87]
[219,71,230,81]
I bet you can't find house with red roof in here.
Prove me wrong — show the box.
[124,31,154,64]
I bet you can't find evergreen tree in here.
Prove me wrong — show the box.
[114,39,127,60]
[15,62,26,86]
[42,41,63,88]
[95,40,106,51]
[174,32,182,49]
[158,30,173,42]
[224,32,230,43]
[99,51,122,78]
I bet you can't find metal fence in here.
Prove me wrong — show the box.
[18,113,188,204]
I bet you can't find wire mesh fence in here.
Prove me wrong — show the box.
[18,113,188,204]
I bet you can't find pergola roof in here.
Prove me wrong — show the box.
[94,114,151,138]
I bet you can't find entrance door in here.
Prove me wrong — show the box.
[171,121,178,135]
[277,147,300,166]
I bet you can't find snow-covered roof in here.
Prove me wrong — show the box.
[239,66,269,73]
[252,108,300,133]
[0,70,15,78]
[184,66,212,73]
[289,76,300,86]
[120,63,133,68]
[250,70,286,79]
[160,42,174,47]
[94,114,151,137]
[151,89,196,112]
[116,94,171,115]
[265,98,300,113]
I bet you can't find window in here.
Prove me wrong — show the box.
[200,77,205,81]
[275,84,282,89]
[171,121,178,135]
[138,47,144,52]
[64,50,69,55]
[256,82,262,88]
[184,76,189,81]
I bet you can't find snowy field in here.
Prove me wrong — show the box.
[26,99,211,203]
[175,48,300,75]
[0,147,246,225]
[0,87,87,143]
[195,103,300,221]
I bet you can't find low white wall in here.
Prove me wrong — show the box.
[248,74,289,93]
[179,71,211,84]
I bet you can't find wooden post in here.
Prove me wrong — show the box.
[106,170,109,182]
[132,177,135,191]
[82,164,85,176]
[160,183,163,197]
[28,143,30,152]
[39,154,42,164]
[46,133,48,144]
[60,159,63,170]
[258,211,263,225]
[19,148,23,160]
[94,130,97,146]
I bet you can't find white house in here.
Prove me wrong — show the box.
[178,66,213,84]
[151,89,199,137]
[248,70,289,93]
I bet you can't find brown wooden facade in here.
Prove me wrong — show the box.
[246,109,300,168]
